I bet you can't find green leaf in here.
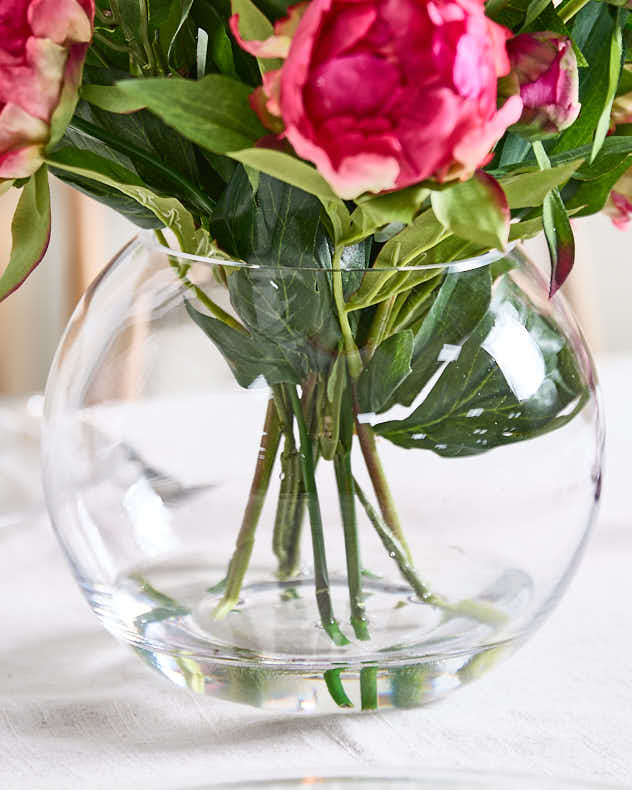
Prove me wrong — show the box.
[591,9,623,162]
[499,159,583,207]
[228,148,339,200]
[46,147,212,254]
[231,0,282,73]
[542,188,575,294]
[344,209,445,313]
[185,300,297,386]
[374,277,588,456]
[551,4,615,154]
[347,185,429,242]
[565,153,632,214]
[167,0,195,70]
[357,331,414,413]
[320,351,347,460]
[520,0,552,31]
[389,265,492,409]
[191,1,237,77]
[82,75,266,153]
[0,166,51,302]
[211,169,340,377]
[431,172,509,250]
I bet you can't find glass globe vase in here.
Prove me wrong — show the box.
[42,235,603,713]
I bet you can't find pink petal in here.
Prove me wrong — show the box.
[229,14,292,59]
[0,143,44,178]
[285,124,399,198]
[28,0,93,45]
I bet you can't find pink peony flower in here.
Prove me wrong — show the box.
[502,32,580,140]
[0,0,94,179]
[604,169,632,230]
[232,0,522,199]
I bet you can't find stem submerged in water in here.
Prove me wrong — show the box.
[213,398,281,619]
[288,385,349,646]
[354,414,415,566]
[334,451,369,641]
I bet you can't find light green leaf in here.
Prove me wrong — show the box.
[82,76,266,153]
[0,166,50,302]
[499,159,583,208]
[344,209,445,313]
[46,148,212,255]
[347,185,429,243]
[231,0,281,73]
[431,172,510,250]
[229,148,338,199]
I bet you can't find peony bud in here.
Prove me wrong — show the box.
[604,169,632,229]
[500,32,580,141]
[0,0,95,180]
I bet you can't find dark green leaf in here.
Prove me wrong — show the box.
[185,301,297,386]
[82,75,266,153]
[551,4,615,154]
[591,9,623,162]
[374,277,588,456]
[565,153,632,214]
[520,0,552,31]
[357,331,414,413]
[211,170,340,377]
[390,265,492,409]
[0,166,51,301]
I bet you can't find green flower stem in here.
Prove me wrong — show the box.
[323,668,353,708]
[353,476,436,603]
[365,293,397,358]
[213,398,282,619]
[360,666,378,710]
[334,451,370,641]
[332,246,363,379]
[559,0,591,23]
[353,478,507,627]
[354,414,414,566]
[67,116,216,218]
[154,229,247,334]
[272,381,317,579]
[288,385,349,646]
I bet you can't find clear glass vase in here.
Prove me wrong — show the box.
[42,235,603,713]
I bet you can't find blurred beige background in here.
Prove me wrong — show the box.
[0,177,630,396]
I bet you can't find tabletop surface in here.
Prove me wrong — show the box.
[1,354,630,790]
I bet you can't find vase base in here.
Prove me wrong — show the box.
[87,565,532,712]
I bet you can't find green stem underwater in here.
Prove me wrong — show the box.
[288,385,349,646]
[213,398,281,619]
[354,411,414,566]
[334,451,369,641]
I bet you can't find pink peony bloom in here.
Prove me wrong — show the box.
[232,0,522,199]
[604,169,632,230]
[502,32,580,140]
[0,0,94,179]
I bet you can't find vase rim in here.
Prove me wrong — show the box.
[138,231,517,274]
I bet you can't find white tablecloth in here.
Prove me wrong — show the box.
[1,354,631,790]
